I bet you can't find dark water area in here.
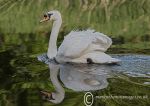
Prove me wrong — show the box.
[0,34,150,106]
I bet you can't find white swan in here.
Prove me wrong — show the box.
[40,10,120,64]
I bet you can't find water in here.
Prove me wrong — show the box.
[38,53,150,92]
[112,54,150,78]
[0,49,150,105]
[38,53,150,77]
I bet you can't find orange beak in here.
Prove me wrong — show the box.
[40,17,49,23]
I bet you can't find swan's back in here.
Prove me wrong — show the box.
[57,30,112,59]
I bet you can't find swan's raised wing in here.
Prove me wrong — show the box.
[57,30,92,58]
[91,32,112,52]
[57,30,112,59]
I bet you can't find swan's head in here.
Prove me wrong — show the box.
[40,10,62,23]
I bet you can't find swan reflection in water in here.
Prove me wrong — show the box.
[59,63,115,91]
[45,62,115,104]
[38,54,150,104]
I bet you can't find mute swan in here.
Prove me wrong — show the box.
[40,10,120,64]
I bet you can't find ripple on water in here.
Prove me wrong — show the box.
[112,54,150,78]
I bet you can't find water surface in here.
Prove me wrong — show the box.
[38,53,150,92]
[0,50,150,106]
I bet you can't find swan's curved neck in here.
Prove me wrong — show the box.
[49,64,65,99]
[47,19,62,59]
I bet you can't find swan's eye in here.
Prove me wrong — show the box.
[43,13,53,18]
[48,13,53,18]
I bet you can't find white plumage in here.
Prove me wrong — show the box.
[56,30,119,63]
[41,10,120,64]
[58,30,111,57]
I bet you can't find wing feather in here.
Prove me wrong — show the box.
[57,30,112,58]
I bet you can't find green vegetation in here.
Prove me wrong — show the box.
[0,0,150,53]
[0,0,150,35]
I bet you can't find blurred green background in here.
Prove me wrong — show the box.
[0,0,150,106]
[0,0,150,53]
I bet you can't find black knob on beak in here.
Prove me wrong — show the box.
[44,14,48,18]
